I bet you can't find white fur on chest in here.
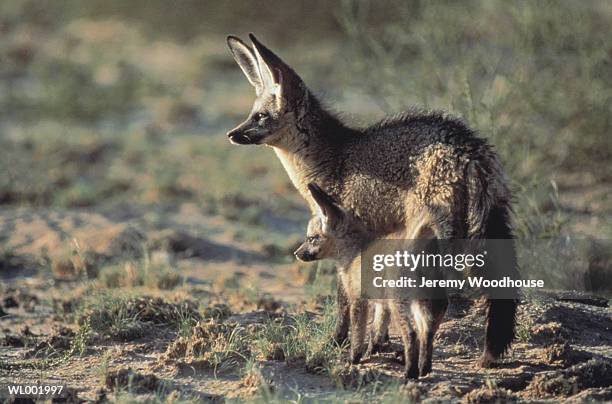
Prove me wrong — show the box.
[272,147,315,208]
[273,147,302,188]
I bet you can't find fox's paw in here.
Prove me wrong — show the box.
[333,329,349,346]
[403,365,419,381]
[349,349,363,365]
[366,341,385,356]
[419,363,432,377]
[389,347,405,364]
[479,352,498,368]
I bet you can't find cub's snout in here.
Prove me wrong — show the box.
[294,244,317,262]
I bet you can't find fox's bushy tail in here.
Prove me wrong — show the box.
[481,205,519,365]
[465,157,519,366]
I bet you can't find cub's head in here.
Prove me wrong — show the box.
[294,183,369,262]
[226,34,307,147]
[293,215,331,262]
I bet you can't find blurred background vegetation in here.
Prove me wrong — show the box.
[0,0,610,258]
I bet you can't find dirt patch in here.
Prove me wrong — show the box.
[149,229,265,263]
[1,326,36,348]
[107,226,147,258]
[105,367,165,394]
[51,250,101,281]
[163,319,251,374]
[564,387,612,403]
[539,342,593,367]
[26,326,75,358]
[330,364,386,389]
[540,305,612,346]
[531,322,568,344]
[1,288,38,312]
[528,358,612,398]
[200,303,232,321]
[462,386,516,403]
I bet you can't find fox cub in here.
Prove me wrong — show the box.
[295,183,447,379]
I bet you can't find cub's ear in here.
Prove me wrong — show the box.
[227,35,263,94]
[307,183,344,225]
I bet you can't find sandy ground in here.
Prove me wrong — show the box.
[1,204,611,403]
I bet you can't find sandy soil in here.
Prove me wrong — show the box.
[1,204,611,403]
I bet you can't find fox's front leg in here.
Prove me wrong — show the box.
[333,279,350,345]
[349,299,369,364]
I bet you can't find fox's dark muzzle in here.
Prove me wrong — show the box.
[227,131,253,145]
[294,247,316,262]
[227,130,266,145]
[227,121,265,145]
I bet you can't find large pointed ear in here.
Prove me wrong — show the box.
[248,34,279,93]
[226,35,263,94]
[249,33,302,107]
[307,183,343,227]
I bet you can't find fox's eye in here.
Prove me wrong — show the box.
[307,235,320,243]
[254,112,269,122]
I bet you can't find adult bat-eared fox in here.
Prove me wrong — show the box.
[226,33,519,368]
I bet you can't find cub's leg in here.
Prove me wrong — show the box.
[349,298,369,364]
[390,302,419,380]
[416,298,448,376]
[366,303,390,356]
[333,278,350,345]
